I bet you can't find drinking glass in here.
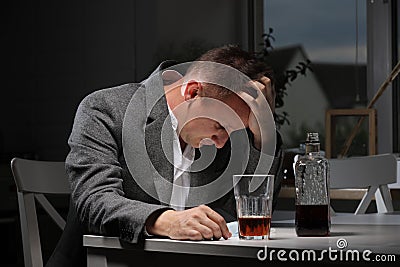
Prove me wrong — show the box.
[233,174,274,240]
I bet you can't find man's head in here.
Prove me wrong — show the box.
[184,45,274,96]
[170,45,274,149]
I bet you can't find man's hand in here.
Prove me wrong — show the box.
[239,76,275,150]
[146,205,232,240]
[258,76,275,114]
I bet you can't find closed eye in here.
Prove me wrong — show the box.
[215,122,226,130]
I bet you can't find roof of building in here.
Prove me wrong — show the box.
[263,45,367,109]
[312,62,367,108]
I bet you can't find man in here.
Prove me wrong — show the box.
[46,45,283,266]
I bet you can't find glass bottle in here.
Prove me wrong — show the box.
[294,132,331,236]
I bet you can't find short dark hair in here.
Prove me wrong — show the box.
[196,45,273,81]
[187,44,274,98]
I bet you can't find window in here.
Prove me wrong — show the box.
[263,0,367,157]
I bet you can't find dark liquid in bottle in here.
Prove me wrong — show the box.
[238,216,271,237]
[295,205,330,236]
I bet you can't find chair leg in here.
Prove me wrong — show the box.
[376,185,394,213]
[17,192,43,267]
[355,186,377,215]
[330,205,336,216]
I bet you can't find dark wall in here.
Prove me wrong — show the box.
[1,0,248,163]
[1,1,249,265]
[2,0,137,162]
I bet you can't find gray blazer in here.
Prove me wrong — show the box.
[65,61,284,245]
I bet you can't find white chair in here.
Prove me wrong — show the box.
[11,157,71,267]
[329,153,397,215]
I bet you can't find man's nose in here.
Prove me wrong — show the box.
[211,129,229,148]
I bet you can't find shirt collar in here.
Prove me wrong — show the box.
[167,104,195,164]
[167,105,179,132]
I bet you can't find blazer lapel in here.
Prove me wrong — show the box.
[123,61,178,206]
[144,65,175,205]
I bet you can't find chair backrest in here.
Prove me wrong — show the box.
[11,157,71,267]
[329,153,397,189]
[328,153,397,214]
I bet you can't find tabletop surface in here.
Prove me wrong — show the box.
[84,212,400,259]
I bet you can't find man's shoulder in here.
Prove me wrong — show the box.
[79,83,141,111]
[85,83,139,102]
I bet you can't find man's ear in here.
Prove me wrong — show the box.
[183,80,202,101]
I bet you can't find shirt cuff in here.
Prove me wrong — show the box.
[143,226,153,237]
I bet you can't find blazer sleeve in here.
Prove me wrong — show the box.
[65,89,170,244]
[245,129,284,212]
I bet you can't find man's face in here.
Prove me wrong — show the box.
[178,93,250,149]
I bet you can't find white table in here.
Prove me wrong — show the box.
[84,213,400,267]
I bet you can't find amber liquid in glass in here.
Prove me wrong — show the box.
[238,216,271,237]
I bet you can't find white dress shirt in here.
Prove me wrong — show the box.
[162,69,195,210]
[168,107,195,210]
